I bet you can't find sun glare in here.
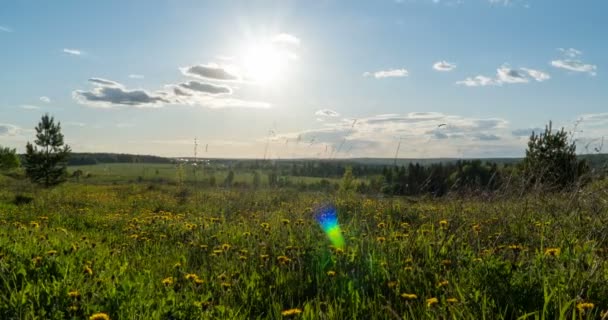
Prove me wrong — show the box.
[241,43,289,85]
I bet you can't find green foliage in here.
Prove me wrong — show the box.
[23,114,71,187]
[252,171,261,188]
[339,166,356,196]
[0,145,20,170]
[522,121,587,190]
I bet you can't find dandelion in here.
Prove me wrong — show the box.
[185,273,198,281]
[327,270,336,277]
[260,254,270,261]
[277,255,291,265]
[472,224,481,234]
[576,302,594,313]
[83,266,93,276]
[439,220,448,228]
[212,249,223,255]
[376,236,386,243]
[239,255,247,261]
[220,282,232,289]
[194,278,204,285]
[89,313,110,320]
[162,277,174,286]
[174,262,181,268]
[261,222,270,229]
[281,308,302,316]
[46,250,58,256]
[441,259,452,267]
[544,248,560,257]
[281,219,290,225]
[401,293,417,300]
[426,297,439,307]
[377,222,386,228]
[400,222,410,228]
[68,290,80,298]
[221,243,231,251]
[447,297,458,303]
[404,266,414,272]
[437,280,449,288]
[218,273,227,281]
[387,281,398,288]
[30,221,40,228]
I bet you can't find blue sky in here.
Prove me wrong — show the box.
[1,0,607,158]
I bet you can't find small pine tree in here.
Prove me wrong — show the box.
[0,145,20,170]
[24,114,71,187]
[522,121,586,190]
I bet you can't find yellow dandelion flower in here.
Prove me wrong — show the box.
[281,308,302,316]
[68,305,79,312]
[400,222,410,228]
[576,302,594,312]
[472,224,481,234]
[68,290,80,298]
[437,280,449,288]
[404,266,414,271]
[377,222,386,228]
[46,250,58,256]
[261,222,270,229]
[401,293,417,300]
[83,266,93,276]
[327,270,336,277]
[220,282,232,289]
[441,259,452,266]
[281,219,290,225]
[212,249,223,255]
[218,273,227,281]
[239,255,247,261]
[439,220,448,228]
[260,254,270,261]
[277,255,291,265]
[185,273,198,281]
[221,243,231,251]
[89,313,110,320]
[376,236,386,243]
[387,281,398,288]
[544,248,560,257]
[162,277,174,286]
[426,297,439,307]
[194,278,204,285]
[447,297,458,303]
[32,256,43,265]
[174,262,181,268]
[30,221,40,228]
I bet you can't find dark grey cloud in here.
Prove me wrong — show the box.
[73,79,168,108]
[179,81,232,95]
[0,124,19,136]
[180,64,239,81]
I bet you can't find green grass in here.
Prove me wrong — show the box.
[0,173,607,319]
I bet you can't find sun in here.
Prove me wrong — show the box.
[240,43,289,85]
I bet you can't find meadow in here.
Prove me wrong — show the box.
[1,165,607,319]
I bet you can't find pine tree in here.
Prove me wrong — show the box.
[0,146,20,170]
[24,114,71,187]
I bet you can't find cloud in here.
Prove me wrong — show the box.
[128,74,144,79]
[551,60,597,76]
[315,109,340,117]
[473,133,500,141]
[63,48,82,56]
[0,124,20,136]
[39,96,51,103]
[272,33,301,46]
[177,80,232,95]
[73,78,168,108]
[521,68,550,82]
[458,65,550,86]
[20,105,40,110]
[433,61,456,72]
[551,48,597,76]
[180,63,239,81]
[0,26,12,32]
[456,75,495,87]
[363,68,409,78]
[512,128,542,137]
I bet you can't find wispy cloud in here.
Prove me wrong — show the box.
[457,65,549,87]
[272,33,301,46]
[63,48,83,56]
[0,124,20,136]
[128,74,144,79]
[39,96,51,103]
[551,48,597,76]
[20,105,40,110]
[315,109,340,117]
[0,25,12,33]
[363,68,409,78]
[433,61,456,72]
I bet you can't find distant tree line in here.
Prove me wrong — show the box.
[66,153,173,165]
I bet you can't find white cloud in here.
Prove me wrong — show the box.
[20,105,40,110]
[551,48,597,76]
[0,26,12,32]
[39,96,51,103]
[128,74,144,79]
[551,60,597,76]
[456,75,496,87]
[272,33,301,46]
[521,68,550,82]
[363,68,409,78]
[315,109,340,117]
[63,48,82,56]
[433,61,456,72]
[458,65,550,86]
[73,78,168,108]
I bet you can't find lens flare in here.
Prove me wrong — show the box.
[315,204,345,250]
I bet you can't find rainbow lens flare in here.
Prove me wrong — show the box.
[315,204,345,250]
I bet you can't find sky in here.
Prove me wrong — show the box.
[1,0,607,159]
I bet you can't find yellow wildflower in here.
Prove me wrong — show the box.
[401,293,417,300]
[437,280,449,288]
[281,308,302,316]
[426,297,439,307]
[162,277,174,286]
[576,302,594,312]
[447,297,458,303]
[185,273,198,281]
[544,248,560,257]
[89,313,110,320]
[327,270,336,277]
[68,290,80,298]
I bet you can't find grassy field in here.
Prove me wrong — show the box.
[1,167,608,319]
